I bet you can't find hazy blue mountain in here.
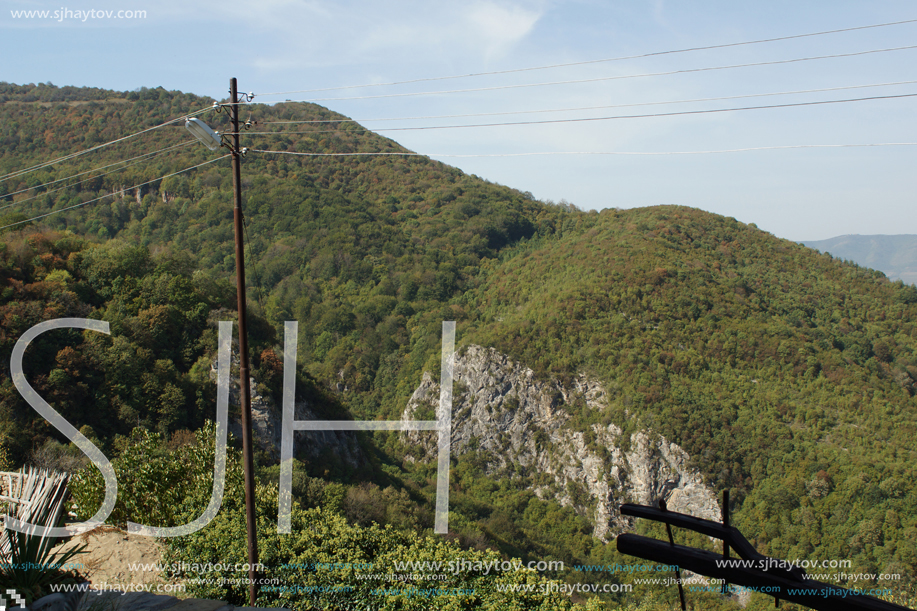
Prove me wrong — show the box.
[802,234,917,284]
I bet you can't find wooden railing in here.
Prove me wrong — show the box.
[617,495,914,611]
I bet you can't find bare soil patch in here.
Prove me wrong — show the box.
[54,525,178,589]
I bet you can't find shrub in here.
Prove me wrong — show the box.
[165,464,589,610]
[69,423,218,528]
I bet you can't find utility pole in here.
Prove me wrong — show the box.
[229,77,259,606]
[184,78,259,605]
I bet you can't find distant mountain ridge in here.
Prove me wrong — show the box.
[802,234,917,284]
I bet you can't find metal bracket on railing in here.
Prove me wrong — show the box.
[616,494,913,611]
[658,498,687,611]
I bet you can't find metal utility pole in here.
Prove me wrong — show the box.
[229,76,259,606]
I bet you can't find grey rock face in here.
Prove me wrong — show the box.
[212,353,362,469]
[401,345,720,541]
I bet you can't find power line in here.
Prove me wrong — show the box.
[255,17,917,97]
[363,92,917,131]
[0,142,194,205]
[0,155,230,231]
[0,143,193,213]
[434,143,917,156]
[239,93,917,137]
[278,44,917,103]
[0,142,195,213]
[0,106,212,185]
[260,79,917,125]
[250,143,917,158]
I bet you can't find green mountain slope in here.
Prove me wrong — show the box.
[0,81,574,421]
[464,206,917,573]
[2,83,916,610]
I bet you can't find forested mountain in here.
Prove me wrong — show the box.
[803,234,917,285]
[1,82,915,610]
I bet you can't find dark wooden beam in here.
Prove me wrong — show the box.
[617,533,912,611]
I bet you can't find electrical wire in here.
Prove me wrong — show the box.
[261,79,917,125]
[0,142,196,213]
[276,44,917,103]
[0,141,194,205]
[250,143,917,158]
[237,92,917,136]
[244,151,417,157]
[0,143,194,213]
[0,155,230,231]
[255,17,917,97]
[0,106,213,185]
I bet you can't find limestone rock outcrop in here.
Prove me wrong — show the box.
[402,345,720,541]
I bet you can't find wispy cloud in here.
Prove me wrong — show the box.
[222,0,546,70]
[328,1,546,64]
[10,0,545,70]
[464,1,544,60]
[652,0,665,25]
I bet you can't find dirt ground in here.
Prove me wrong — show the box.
[54,525,176,590]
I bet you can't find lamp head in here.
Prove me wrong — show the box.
[185,118,222,151]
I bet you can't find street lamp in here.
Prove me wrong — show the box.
[186,80,259,606]
[184,117,222,151]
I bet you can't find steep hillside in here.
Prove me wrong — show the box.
[2,83,916,610]
[0,81,577,423]
[462,205,917,581]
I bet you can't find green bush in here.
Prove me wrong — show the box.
[165,462,597,611]
[69,423,217,528]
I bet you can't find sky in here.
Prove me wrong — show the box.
[3,0,917,242]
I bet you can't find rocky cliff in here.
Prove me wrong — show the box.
[401,345,720,541]
[214,352,363,469]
